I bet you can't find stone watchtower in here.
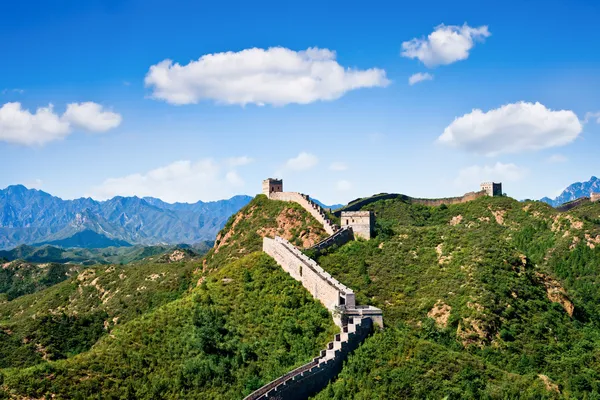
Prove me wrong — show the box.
[591,192,600,203]
[340,211,374,240]
[262,178,283,198]
[480,182,502,197]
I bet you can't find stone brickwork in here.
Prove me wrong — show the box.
[411,190,488,206]
[244,317,372,400]
[262,178,283,196]
[310,227,354,254]
[480,182,503,197]
[334,189,491,217]
[340,211,374,240]
[264,236,355,312]
[591,193,600,203]
[556,197,591,212]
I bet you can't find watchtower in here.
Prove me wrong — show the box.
[340,211,374,240]
[591,192,600,203]
[262,178,283,197]
[480,182,502,197]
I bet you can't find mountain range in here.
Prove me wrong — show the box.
[541,176,600,207]
[0,185,252,250]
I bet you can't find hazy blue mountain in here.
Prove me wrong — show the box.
[0,185,252,249]
[541,176,600,207]
[310,198,344,211]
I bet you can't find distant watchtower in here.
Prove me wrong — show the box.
[341,211,374,240]
[262,178,283,197]
[591,192,600,203]
[480,182,502,197]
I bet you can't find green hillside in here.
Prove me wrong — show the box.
[3,193,600,399]
[0,196,336,399]
[313,196,600,398]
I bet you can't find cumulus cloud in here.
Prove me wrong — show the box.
[0,102,122,146]
[455,162,526,188]
[402,24,490,68]
[408,72,433,85]
[89,158,249,203]
[584,111,600,124]
[547,154,568,163]
[145,47,390,106]
[329,162,348,171]
[438,102,582,156]
[63,102,122,132]
[336,180,353,191]
[285,152,319,171]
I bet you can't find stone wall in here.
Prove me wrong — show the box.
[263,236,355,311]
[310,227,354,253]
[340,211,373,240]
[269,192,338,235]
[411,190,487,207]
[591,193,600,203]
[244,317,372,400]
[556,197,591,212]
[334,191,488,216]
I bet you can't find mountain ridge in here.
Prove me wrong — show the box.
[0,185,253,249]
[541,176,600,207]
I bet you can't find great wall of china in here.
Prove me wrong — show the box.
[246,178,504,399]
[244,179,383,400]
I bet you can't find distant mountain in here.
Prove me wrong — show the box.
[0,242,211,265]
[0,185,252,249]
[541,176,600,207]
[310,198,344,211]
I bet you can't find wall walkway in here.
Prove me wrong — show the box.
[247,190,384,400]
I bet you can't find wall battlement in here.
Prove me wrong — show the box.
[310,227,354,254]
[264,236,356,311]
[244,317,372,400]
[334,190,489,216]
[255,178,383,399]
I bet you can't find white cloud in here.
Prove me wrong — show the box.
[0,102,71,145]
[336,180,353,191]
[145,47,390,106]
[401,24,490,68]
[455,162,526,188]
[408,72,433,85]
[547,154,568,163]
[584,111,600,124]
[226,156,254,168]
[438,101,582,156]
[329,162,348,171]
[89,158,249,203]
[0,102,122,146]
[63,102,122,132]
[285,152,319,171]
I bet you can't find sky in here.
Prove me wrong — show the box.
[1,0,599,205]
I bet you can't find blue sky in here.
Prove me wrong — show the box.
[1,0,599,204]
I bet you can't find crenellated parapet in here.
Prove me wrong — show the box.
[244,317,372,400]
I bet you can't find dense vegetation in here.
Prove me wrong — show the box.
[314,196,600,398]
[0,253,336,399]
[0,242,212,265]
[3,192,600,398]
[0,197,336,399]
